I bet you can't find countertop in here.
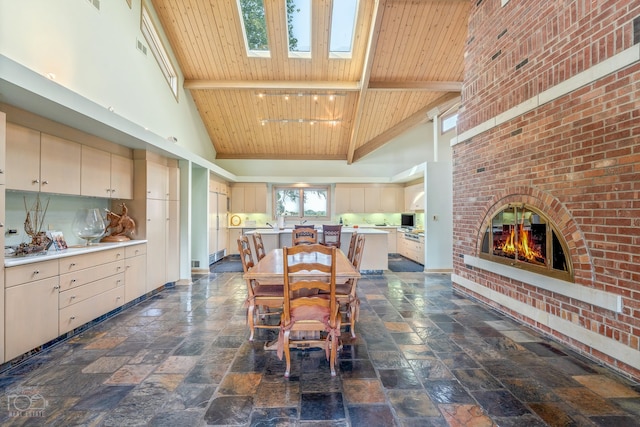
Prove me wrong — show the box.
[244,227,389,235]
[4,240,148,267]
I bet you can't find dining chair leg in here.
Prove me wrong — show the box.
[247,303,256,341]
[283,330,292,377]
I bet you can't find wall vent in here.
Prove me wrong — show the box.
[136,39,148,55]
[86,0,100,11]
[192,260,200,268]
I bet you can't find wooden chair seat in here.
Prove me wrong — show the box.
[292,226,318,245]
[322,224,342,248]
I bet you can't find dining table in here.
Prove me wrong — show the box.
[243,247,361,283]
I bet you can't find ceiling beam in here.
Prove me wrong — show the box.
[346,0,387,165]
[184,80,361,91]
[215,152,347,161]
[352,92,461,162]
[368,81,462,91]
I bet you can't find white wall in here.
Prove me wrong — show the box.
[0,0,215,162]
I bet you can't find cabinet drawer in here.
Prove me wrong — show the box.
[125,244,147,258]
[59,286,125,334]
[59,273,124,308]
[59,248,124,273]
[59,260,125,291]
[5,260,59,287]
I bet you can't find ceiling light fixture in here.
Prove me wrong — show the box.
[259,118,341,125]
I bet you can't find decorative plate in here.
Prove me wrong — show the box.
[230,215,241,226]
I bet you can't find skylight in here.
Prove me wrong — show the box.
[329,0,357,58]
[238,0,271,58]
[287,0,311,58]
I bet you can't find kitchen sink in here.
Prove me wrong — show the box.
[375,223,388,226]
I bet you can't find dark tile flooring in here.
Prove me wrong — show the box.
[1,271,639,426]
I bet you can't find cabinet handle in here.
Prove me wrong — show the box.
[53,285,60,290]
[71,279,76,283]
[32,179,40,184]
[70,263,76,267]
[33,270,40,275]
[111,189,115,193]
[70,316,76,320]
[0,223,4,227]
[42,180,49,185]
[70,295,76,300]
[0,168,4,174]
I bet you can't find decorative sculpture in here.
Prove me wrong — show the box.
[101,203,136,242]
[15,195,52,256]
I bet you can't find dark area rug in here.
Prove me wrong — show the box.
[210,255,243,273]
[388,254,424,272]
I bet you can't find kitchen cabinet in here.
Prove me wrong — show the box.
[364,186,403,213]
[6,124,81,194]
[230,184,267,213]
[132,153,181,289]
[335,185,365,213]
[404,183,425,211]
[124,244,147,303]
[0,112,5,362]
[5,260,60,361]
[228,228,244,255]
[397,232,424,265]
[81,146,133,199]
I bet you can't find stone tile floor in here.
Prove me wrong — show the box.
[0,271,639,426]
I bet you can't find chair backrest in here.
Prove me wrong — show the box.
[292,226,318,245]
[347,232,358,262]
[252,232,266,261]
[322,225,342,248]
[282,244,336,326]
[351,235,366,271]
[237,236,255,273]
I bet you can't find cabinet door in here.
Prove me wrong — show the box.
[5,123,40,191]
[335,186,350,214]
[5,276,59,360]
[244,186,257,212]
[0,112,5,185]
[381,187,402,212]
[253,184,267,213]
[81,145,111,197]
[364,187,381,212]
[167,165,180,201]
[336,186,364,213]
[146,199,167,290]
[40,133,81,195]
[230,186,245,213]
[146,162,168,200]
[125,254,147,303]
[166,200,180,283]
[110,154,133,199]
[228,228,243,255]
[350,187,365,212]
[0,182,4,362]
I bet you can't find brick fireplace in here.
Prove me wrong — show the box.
[452,0,640,381]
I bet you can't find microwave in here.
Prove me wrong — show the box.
[401,213,415,228]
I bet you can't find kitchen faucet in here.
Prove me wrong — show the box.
[299,219,308,225]
[266,222,274,229]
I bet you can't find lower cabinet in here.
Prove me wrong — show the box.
[396,234,425,265]
[5,276,59,361]
[4,242,147,361]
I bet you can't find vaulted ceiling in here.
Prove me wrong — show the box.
[151,0,469,164]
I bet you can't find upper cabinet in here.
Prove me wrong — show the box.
[337,184,402,214]
[6,124,81,194]
[404,183,425,211]
[335,185,365,213]
[230,183,267,213]
[364,185,403,213]
[81,146,133,199]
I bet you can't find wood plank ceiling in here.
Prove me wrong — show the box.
[151,0,470,163]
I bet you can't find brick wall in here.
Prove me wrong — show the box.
[453,0,640,380]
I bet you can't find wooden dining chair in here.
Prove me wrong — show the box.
[238,236,282,341]
[346,231,359,262]
[334,234,365,338]
[252,232,267,261]
[292,226,318,245]
[321,224,342,248]
[277,244,340,377]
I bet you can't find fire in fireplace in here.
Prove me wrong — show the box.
[480,204,571,280]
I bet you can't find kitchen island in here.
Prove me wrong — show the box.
[244,227,388,273]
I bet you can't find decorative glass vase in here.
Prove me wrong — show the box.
[72,208,106,246]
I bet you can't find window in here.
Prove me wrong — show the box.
[141,3,178,98]
[238,0,271,57]
[274,186,329,219]
[286,0,311,58]
[441,112,458,134]
[329,0,358,58]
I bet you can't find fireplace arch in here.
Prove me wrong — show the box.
[478,202,573,281]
